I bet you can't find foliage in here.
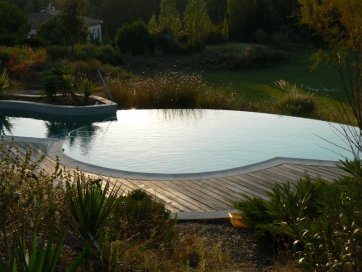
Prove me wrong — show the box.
[46,44,123,65]
[115,21,152,55]
[235,166,362,271]
[275,80,315,117]
[0,46,46,81]
[0,1,30,45]
[37,16,64,46]
[0,68,9,92]
[60,0,88,49]
[65,177,120,248]
[158,0,182,37]
[183,0,212,43]
[76,77,95,102]
[299,0,362,157]
[42,63,72,101]
[68,59,133,79]
[227,0,257,41]
[107,71,246,109]
[6,233,66,272]
[205,43,288,69]
[109,190,175,242]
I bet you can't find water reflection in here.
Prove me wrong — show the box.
[0,116,13,135]
[46,121,104,155]
[158,109,204,121]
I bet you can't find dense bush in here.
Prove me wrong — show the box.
[235,163,362,271]
[42,63,73,101]
[0,1,30,45]
[276,80,315,117]
[107,71,258,110]
[115,21,152,55]
[68,59,133,79]
[46,44,123,65]
[0,46,46,81]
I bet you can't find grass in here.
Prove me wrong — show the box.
[204,50,343,101]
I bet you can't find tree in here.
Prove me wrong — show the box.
[299,0,362,155]
[0,0,30,45]
[60,0,88,52]
[183,0,212,43]
[227,0,257,41]
[37,15,64,45]
[158,0,182,36]
[115,21,151,55]
[148,13,159,34]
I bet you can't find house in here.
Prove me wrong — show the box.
[28,5,103,41]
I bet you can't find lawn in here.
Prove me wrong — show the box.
[204,49,343,101]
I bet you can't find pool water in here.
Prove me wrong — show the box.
[1,109,356,174]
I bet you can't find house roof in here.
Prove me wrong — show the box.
[28,9,102,30]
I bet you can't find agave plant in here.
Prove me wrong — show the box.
[65,177,120,250]
[0,232,86,272]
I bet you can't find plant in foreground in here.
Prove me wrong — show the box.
[65,177,120,250]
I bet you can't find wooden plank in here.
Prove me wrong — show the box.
[197,178,245,201]
[179,180,232,208]
[235,173,275,190]
[227,175,271,196]
[161,181,226,210]
[301,165,340,180]
[134,180,206,212]
[148,180,214,212]
[264,166,301,182]
[219,176,269,199]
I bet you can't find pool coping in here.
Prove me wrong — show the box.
[0,94,117,116]
[43,137,339,180]
[3,135,342,220]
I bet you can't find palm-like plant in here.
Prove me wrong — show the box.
[65,177,120,250]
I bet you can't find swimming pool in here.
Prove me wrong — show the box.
[1,109,355,174]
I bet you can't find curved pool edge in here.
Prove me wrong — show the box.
[0,95,117,117]
[45,137,340,180]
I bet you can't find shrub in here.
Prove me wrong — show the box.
[152,33,181,54]
[205,44,288,69]
[1,47,46,81]
[68,59,133,79]
[235,163,362,271]
[76,77,95,102]
[42,63,72,101]
[276,80,315,117]
[115,21,152,55]
[0,68,9,92]
[112,190,174,242]
[65,177,120,248]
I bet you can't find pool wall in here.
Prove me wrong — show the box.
[0,95,117,116]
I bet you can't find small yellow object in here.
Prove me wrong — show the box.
[228,212,248,229]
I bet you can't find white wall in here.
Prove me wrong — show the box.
[88,24,102,42]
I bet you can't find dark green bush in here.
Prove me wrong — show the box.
[235,163,362,271]
[115,21,152,55]
[109,189,175,243]
[42,64,72,101]
[153,33,181,54]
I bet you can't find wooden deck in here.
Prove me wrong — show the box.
[1,137,347,219]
